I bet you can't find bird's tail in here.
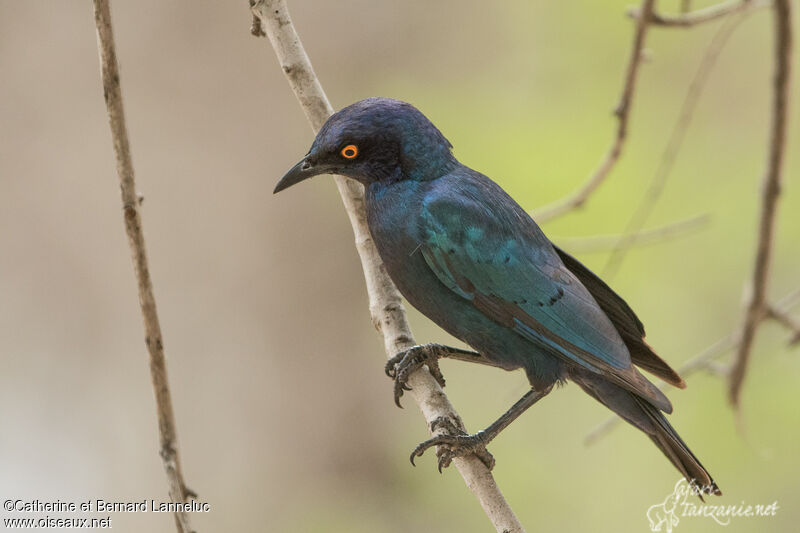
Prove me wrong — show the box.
[571,368,721,496]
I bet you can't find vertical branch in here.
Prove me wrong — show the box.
[92,2,193,532]
[250,1,525,531]
[729,0,792,408]
[533,0,655,222]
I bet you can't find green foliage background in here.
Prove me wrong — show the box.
[0,1,797,532]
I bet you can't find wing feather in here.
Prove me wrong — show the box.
[419,193,672,412]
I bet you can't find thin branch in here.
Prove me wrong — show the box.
[765,306,800,345]
[729,0,792,408]
[250,1,524,531]
[585,288,800,445]
[555,214,709,254]
[92,1,193,532]
[629,0,771,28]
[532,0,655,223]
[775,288,800,311]
[602,11,750,279]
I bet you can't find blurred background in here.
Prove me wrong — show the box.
[1,1,798,531]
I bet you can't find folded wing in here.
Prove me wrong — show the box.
[419,193,672,412]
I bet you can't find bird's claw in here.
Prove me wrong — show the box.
[409,416,495,472]
[385,344,447,408]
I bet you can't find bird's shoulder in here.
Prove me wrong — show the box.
[418,170,553,253]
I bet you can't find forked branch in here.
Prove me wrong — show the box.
[533,0,655,222]
[628,0,772,28]
[602,9,752,278]
[728,0,793,408]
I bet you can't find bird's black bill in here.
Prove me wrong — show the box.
[274,157,327,194]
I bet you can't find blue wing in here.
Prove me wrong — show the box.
[418,182,671,411]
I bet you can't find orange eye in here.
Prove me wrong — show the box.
[341,144,358,159]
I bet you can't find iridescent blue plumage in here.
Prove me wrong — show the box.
[275,97,719,493]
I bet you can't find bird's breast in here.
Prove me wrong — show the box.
[365,180,427,272]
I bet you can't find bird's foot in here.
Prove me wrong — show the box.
[385,344,449,407]
[410,416,495,472]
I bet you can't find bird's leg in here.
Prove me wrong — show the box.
[385,343,501,407]
[410,385,553,472]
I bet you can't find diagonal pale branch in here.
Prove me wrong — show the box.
[92,1,194,532]
[628,0,772,28]
[555,214,709,254]
[728,0,792,409]
[765,306,800,345]
[585,288,800,445]
[250,1,524,531]
[533,0,655,223]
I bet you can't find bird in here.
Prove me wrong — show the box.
[274,97,720,495]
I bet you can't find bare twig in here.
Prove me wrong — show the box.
[585,288,800,445]
[629,0,771,28]
[533,0,655,223]
[765,306,800,345]
[556,214,709,254]
[602,11,750,278]
[729,0,792,409]
[250,1,524,531]
[774,289,800,312]
[92,1,193,532]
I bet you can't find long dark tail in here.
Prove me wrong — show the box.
[571,368,721,495]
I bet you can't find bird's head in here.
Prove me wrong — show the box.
[274,97,456,193]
